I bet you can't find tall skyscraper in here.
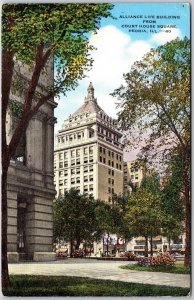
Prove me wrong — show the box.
[54,83,123,202]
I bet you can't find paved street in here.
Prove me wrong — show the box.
[9,258,190,288]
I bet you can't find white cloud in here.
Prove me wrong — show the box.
[150,28,182,45]
[55,24,183,135]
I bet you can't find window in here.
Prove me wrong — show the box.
[64,179,67,185]
[76,149,80,156]
[71,150,75,158]
[76,158,80,165]
[112,179,114,185]
[103,158,106,164]
[89,184,93,191]
[89,175,93,181]
[76,177,80,184]
[108,187,111,193]
[84,176,88,182]
[99,147,102,153]
[89,131,94,138]
[108,178,111,184]
[89,146,93,154]
[119,164,122,170]
[116,163,118,169]
[100,156,102,162]
[89,156,93,162]
[108,150,111,156]
[84,147,88,155]
[108,160,111,166]
[84,185,88,192]
[103,148,106,154]
[89,165,93,172]
[59,171,63,177]
[116,154,118,160]
[76,168,80,174]
[84,166,88,173]
[112,170,114,176]
[78,133,82,139]
[135,174,138,180]
[71,159,75,166]
[59,153,63,160]
[71,178,75,184]
[69,135,73,141]
[119,156,122,161]
[112,152,114,158]
[84,157,88,163]
[112,188,114,194]
[131,175,134,179]
[59,180,63,186]
[59,189,63,195]
[59,162,63,168]
[108,169,111,175]
[112,161,114,167]
[71,169,75,175]
[64,161,68,167]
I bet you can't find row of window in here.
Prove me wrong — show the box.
[100,113,114,125]
[58,131,84,144]
[99,156,122,170]
[98,127,119,142]
[99,147,122,161]
[58,184,94,196]
[58,165,94,177]
[57,146,94,162]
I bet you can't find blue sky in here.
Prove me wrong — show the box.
[54,2,190,158]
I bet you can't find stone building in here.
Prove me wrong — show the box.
[54,83,123,202]
[123,161,144,194]
[7,59,57,262]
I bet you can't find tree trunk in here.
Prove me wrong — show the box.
[2,165,9,294]
[150,231,153,256]
[183,179,191,267]
[106,233,109,256]
[145,236,148,257]
[70,239,73,258]
[2,49,14,293]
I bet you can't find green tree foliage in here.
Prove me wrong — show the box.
[2,4,113,291]
[124,174,163,257]
[53,189,96,255]
[112,37,190,266]
[161,153,184,246]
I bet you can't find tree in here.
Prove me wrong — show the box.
[53,189,97,257]
[112,37,190,266]
[124,187,163,257]
[2,3,113,291]
[161,152,184,251]
[95,200,125,256]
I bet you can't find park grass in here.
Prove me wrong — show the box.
[120,261,190,274]
[4,275,190,296]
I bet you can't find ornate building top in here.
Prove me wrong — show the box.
[72,83,102,117]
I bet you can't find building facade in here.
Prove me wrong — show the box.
[7,58,57,262]
[54,83,123,202]
[123,161,144,194]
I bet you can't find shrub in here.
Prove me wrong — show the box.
[124,252,137,261]
[138,256,151,267]
[138,253,175,267]
[150,253,175,266]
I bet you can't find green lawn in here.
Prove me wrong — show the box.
[4,275,190,296]
[120,261,190,274]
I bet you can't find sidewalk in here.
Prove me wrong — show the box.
[8,259,190,288]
